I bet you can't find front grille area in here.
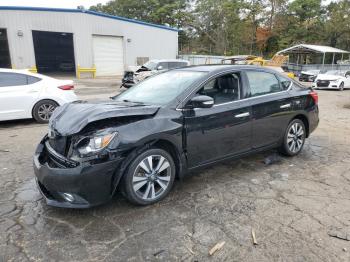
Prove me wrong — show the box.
[44,140,79,168]
[49,136,68,156]
[317,80,330,87]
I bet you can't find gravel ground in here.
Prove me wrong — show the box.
[0,84,350,261]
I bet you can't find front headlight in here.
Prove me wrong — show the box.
[331,78,341,83]
[75,129,118,156]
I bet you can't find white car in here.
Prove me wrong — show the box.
[0,69,78,123]
[313,70,350,91]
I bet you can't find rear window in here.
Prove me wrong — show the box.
[0,72,41,87]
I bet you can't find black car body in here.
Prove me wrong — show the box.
[34,65,319,208]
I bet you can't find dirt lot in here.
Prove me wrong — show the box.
[1,84,350,261]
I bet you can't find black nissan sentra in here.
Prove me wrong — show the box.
[33,65,319,208]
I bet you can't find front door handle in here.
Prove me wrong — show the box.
[235,112,250,118]
[280,103,291,109]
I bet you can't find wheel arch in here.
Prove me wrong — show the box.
[31,98,59,118]
[292,114,309,137]
[152,139,184,179]
[112,138,186,196]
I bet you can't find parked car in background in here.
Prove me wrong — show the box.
[0,69,77,123]
[121,59,190,88]
[221,55,259,65]
[313,70,350,91]
[299,70,320,82]
[34,65,319,208]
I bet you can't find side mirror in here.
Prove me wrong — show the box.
[157,65,163,70]
[189,95,214,109]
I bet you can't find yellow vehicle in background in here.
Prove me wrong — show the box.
[222,54,295,78]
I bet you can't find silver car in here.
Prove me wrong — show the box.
[121,59,190,88]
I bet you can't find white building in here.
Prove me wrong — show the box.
[0,6,178,76]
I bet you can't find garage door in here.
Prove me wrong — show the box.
[92,35,124,76]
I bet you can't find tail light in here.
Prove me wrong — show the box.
[58,84,74,90]
[310,90,318,104]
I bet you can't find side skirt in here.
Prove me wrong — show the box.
[186,143,280,173]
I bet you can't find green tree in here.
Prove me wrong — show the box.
[324,0,350,48]
[90,0,191,28]
[285,0,324,43]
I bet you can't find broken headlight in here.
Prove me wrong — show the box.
[75,128,118,156]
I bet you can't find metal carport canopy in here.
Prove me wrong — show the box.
[277,44,349,54]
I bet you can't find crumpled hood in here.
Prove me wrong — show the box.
[316,74,343,81]
[49,100,160,136]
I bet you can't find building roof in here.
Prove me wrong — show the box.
[277,44,349,54]
[0,6,179,32]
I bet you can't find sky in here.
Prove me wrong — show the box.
[0,0,110,9]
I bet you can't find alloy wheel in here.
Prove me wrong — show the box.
[37,104,56,121]
[132,155,172,201]
[287,122,304,153]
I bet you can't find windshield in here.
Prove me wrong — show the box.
[326,70,344,76]
[114,71,205,105]
[142,61,158,70]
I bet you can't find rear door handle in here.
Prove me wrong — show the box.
[280,103,291,109]
[235,112,250,118]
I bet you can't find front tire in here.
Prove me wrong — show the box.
[121,148,176,205]
[339,82,344,91]
[32,100,59,123]
[279,119,306,156]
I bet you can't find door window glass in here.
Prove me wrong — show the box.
[27,75,41,85]
[246,71,282,97]
[197,73,240,104]
[278,75,292,90]
[0,72,27,87]
[168,62,187,69]
[157,62,168,70]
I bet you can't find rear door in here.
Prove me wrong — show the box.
[0,72,41,120]
[244,70,293,149]
[184,71,252,168]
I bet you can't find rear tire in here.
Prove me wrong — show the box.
[279,119,306,156]
[32,100,59,123]
[121,148,176,205]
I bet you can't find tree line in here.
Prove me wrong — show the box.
[90,0,350,57]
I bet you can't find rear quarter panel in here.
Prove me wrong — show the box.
[288,85,319,136]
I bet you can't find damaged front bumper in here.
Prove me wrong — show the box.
[33,136,124,208]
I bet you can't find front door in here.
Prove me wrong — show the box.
[184,72,252,168]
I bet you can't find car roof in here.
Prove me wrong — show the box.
[175,64,281,74]
[149,59,189,63]
[0,68,49,79]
